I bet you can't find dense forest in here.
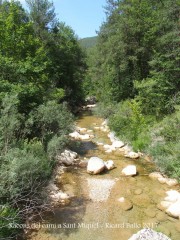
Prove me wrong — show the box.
[0,0,180,239]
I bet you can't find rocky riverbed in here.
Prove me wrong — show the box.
[28,110,180,240]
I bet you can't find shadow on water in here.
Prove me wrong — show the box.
[69,140,98,156]
[45,197,90,237]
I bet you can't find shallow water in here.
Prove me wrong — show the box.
[29,110,180,240]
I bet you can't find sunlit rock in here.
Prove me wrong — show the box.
[128,228,171,240]
[166,200,180,218]
[69,131,80,139]
[165,178,178,187]
[112,140,125,148]
[104,160,115,170]
[165,190,180,203]
[87,157,105,175]
[149,172,163,179]
[160,201,172,210]
[121,165,137,176]
[57,149,78,166]
[158,177,167,184]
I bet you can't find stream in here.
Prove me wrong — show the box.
[29,110,180,240]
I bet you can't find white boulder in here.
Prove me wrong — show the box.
[69,131,80,139]
[112,140,124,148]
[104,160,115,170]
[165,190,180,203]
[166,200,180,218]
[87,157,105,175]
[121,165,137,176]
[57,149,78,166]
[159,190,180,219]
[128,228,171,240]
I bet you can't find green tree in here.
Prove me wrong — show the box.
[26,0,56,38]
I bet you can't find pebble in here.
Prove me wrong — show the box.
[118,197,133,211]
[134,189,143,195]
[144,208,157,218]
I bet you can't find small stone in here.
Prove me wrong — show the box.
[149,172,163,179]
[134,189,143,195]
[144,208,157,218]
[121,165,137,176]
[124,151,140,159]
[118,197,133,211]
[165,178,178,187]
[158,177,167,184]
[104,160,115,170]
[79,160,88,168]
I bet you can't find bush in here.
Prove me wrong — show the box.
[93,102,117,119]
[0,204,20,239]
[25,100,74,147]
[148,107,180,179]
[0,140,51,200]
[109,99,148,143]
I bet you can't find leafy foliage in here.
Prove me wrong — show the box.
[0,1,84,239]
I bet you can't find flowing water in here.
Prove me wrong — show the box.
[29,110,180,240]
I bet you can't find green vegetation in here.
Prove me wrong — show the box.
[79,36,98,49]
[0,0,85,239]
[86,0,180,179]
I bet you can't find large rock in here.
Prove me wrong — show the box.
[122,165,137,176]
[166,200,180,218]
[159,190,180,219]
[164,190,180,203]
[128,228,171,240]
[87,157,105,174]
[104,160,115,170]
[57,149,78,166]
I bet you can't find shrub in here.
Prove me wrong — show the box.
[109,99,148,143]
[0,140,51,200]
[25,100,74,147]
[148,107,180,179]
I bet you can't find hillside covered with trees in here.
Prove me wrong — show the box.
[85,0,180,180]
[79,36,98,49]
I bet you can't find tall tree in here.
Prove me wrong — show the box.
[25,0,56,38]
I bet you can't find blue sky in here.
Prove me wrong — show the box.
[19,0,107,39]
